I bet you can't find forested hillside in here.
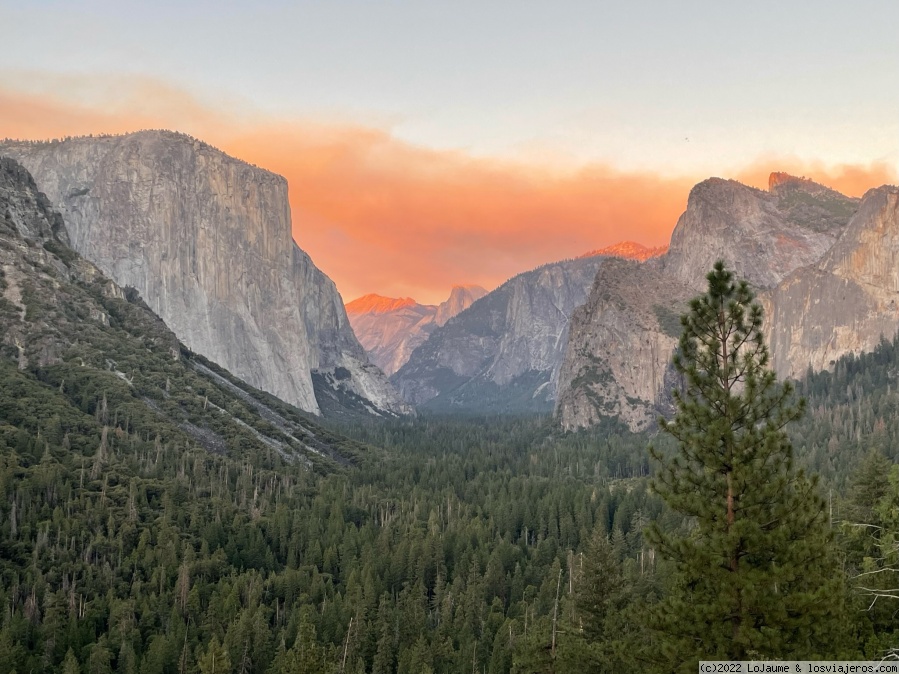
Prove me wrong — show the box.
[790,334,899,485]
[0,155,663,672]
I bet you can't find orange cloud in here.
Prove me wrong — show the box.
[0,75,234,140]
[225,125,697,302]
[735,157,897,198]
[1,79,895,304]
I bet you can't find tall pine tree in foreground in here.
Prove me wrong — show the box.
[646,262,844,669]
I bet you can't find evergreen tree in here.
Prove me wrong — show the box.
[842,453,899,657]
[88,636,113,674]
[198,636,232,674]
[573,529,633,672]
[371,595,396,674]
[269,611,334,674]
[63,648,81,674]
[646,262,843,668]
[845,449,893,525]
[577,530,623,643]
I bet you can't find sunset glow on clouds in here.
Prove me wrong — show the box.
[1,78,895,304]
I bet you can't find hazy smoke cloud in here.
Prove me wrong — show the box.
[1,78,894,304]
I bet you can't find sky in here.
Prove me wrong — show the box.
[1,1,898,303]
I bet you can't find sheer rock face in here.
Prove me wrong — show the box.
[763,186,899,380]
[0,131,407,416]
[391,256,605,413]
[664,177,854,291]
[0,156,369,466]
[555,258,693,431]
[346,285,486,377]
[347,295,436,377]
[557,174,860,432]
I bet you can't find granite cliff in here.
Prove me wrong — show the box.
[763,185,899,380]
[0,131,407,417]
[391,255,606,413]
[555,257,694,431]
[346,285,486,376]
[0,156,367,468]
[664,175,853,291]
[556,174,860,431]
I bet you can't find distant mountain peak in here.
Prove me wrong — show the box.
[579,241,668,261]
[345,294,421,315]
[451,283,488,292]
[346,285,486,376]
[392,255,609,413]
[435,285,488,327]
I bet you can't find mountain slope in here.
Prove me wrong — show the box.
[346,285,487,376]
[0,131,407,418]
[557,173,860,431]
[391,255,606,413]
[0,155,367,471]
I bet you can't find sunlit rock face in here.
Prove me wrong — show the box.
[578,241,667,262]
[0,131,408,416]
[346,294,435,378]
[557,174,861,432]
[391,255,607,414]
[346,285,487,377]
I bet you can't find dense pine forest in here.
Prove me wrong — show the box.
[3,329,899,672]
[0,388,666,674]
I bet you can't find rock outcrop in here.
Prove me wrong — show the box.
[391,256,605,413]
[0,156,108,373]
[0,131,407,416]
[763,185,899,380]
[556,174,860,431]
[663,177,853,291]
[555,258,693,431]
[346,285,486,376]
